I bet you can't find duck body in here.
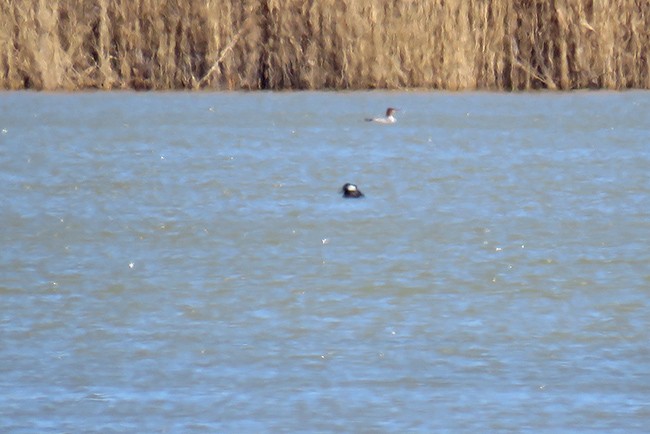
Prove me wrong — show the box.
[365,107,398,124]
[341,183,364,198]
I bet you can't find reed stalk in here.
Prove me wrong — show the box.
[1,0,648,90]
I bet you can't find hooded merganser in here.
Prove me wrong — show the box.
[341,183,364,198]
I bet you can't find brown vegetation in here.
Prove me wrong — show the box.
[1,0,649,90]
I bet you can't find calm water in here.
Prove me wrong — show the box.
[1,91,649,433]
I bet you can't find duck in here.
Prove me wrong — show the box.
[341,183,364,198]
[365,107,398,124]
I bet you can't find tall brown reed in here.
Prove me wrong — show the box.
[1,0,648,90]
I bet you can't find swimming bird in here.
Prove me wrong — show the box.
[341,183,364,198]
[365,107,398,124]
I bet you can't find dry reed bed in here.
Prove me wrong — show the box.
[1,0,649,90]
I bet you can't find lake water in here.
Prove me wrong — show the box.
[1,90,649,433]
